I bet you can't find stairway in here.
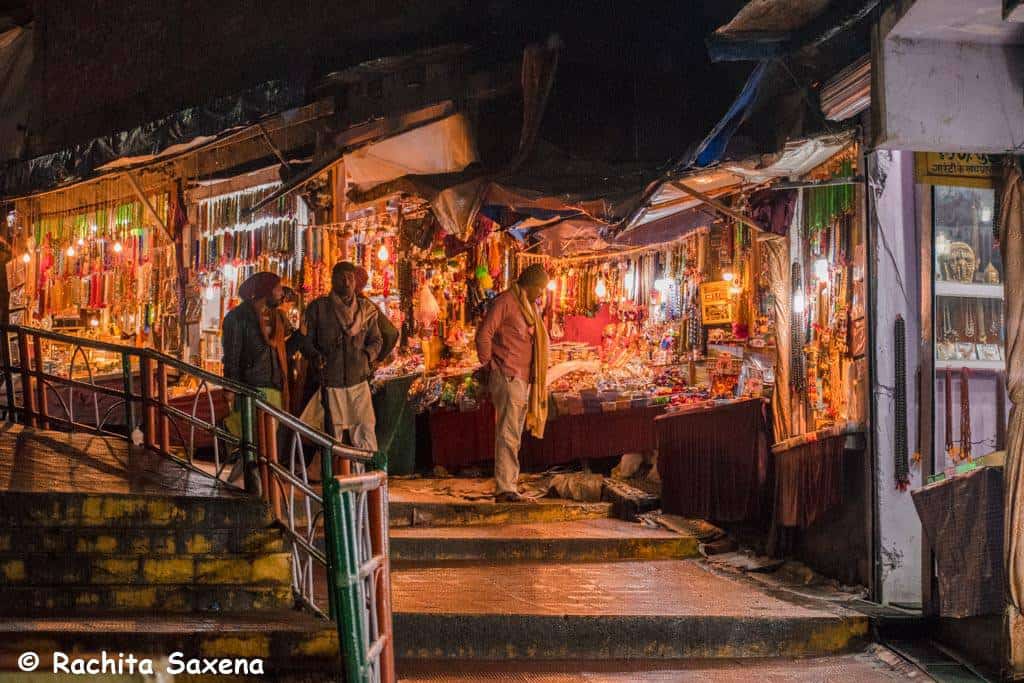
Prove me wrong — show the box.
[387,478,872,680]
[0,425,339,679]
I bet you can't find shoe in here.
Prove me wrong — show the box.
[495,491,525,503]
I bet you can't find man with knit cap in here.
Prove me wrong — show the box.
[297,261,383,452]
[475,264,550,502]
[222,271,290,411]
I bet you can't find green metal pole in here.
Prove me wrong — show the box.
[239,395,260,495]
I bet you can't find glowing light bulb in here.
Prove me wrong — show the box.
[113,241,123,253]
[89,318,99,328]
[21,252,30,264]
[546,280,556,291]
[722,271,734,282]
[595,277,607,299]
[793,291,806,314]
[377,244,389,261]
[77,237,85,247]
[90,224,98,233]
[814,258,829,283]
[66,245,75,257]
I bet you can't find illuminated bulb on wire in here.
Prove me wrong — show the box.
[21,252,30,264]
[793,291,806,314]
[89,318,99,328]
[77,237,85,247]
[66,245,75,257]
[595,277,607,299]
[113,241,123,253]
[377,244,389,262]
[722,271,734,282]
[547,280,556,292]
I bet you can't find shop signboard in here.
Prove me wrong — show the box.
[915,152,1000,188]
[700,281,733,326]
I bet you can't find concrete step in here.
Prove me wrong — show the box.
[0,491,273,529]
[390,560,869,660]
[388,477,612,528]
[390,499,611,528]
[1,552,292,586]
[0,525,287,555]
[0,583,295,614]
[0,612,339,676]
[390,519,699,562]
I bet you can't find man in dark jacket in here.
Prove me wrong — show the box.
[297,261,382,452]
[222,272,290,411]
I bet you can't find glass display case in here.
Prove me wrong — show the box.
[933,185,1003,370]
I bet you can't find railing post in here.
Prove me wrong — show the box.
[239,393,261,495]
[121,352,136,434]
[369,479,396,683]
[262,411,282,520]
[31,335,48,429]
[156,361,170,455]
[17,331,34,427]
[325,479,365,683]
[139,356,155,450]
[0,329,15,422]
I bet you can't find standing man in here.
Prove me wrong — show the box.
[298,261,382,452]
[222,271,291,412]
[475,264,550,502]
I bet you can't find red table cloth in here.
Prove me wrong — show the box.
[428,403,663,469]
[656,398,768,523]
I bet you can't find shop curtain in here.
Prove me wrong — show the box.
[1001,159,1024,673]
[760,233,792,442]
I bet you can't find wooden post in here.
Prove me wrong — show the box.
[669,180,764,233]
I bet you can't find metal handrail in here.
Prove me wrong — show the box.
[0,323,395,682]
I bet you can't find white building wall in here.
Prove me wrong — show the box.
[870,150,925,605]
[879,36,1024,154]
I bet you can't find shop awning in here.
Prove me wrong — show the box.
[243,102,477,216]
[820,55,870,122]
[722,130,857,184]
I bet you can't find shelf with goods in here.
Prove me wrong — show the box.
[6,181,184,378]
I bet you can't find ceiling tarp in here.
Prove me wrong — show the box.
[345,113,478,192]
[1,79,308,198]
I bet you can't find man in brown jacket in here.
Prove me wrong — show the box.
[475,264,550,502]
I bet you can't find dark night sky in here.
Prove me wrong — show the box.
[479,1,755,165]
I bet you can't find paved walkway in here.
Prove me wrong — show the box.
[399,650,919,681]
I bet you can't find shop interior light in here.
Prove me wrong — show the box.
[595,277,607,299]
[77,237,85,247]
[721,271,734,282]
[66,245,75,257]
[813,258,829,283]
[21,252,30,264]
[981,206,994,223]
[729,285,742,296]
[89,318,99,328]
[113,241,123,253]
[377,243,389,261]
[793,290,806,314]
[546,280,556,291]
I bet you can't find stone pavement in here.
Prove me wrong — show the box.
[398,648,921,681]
